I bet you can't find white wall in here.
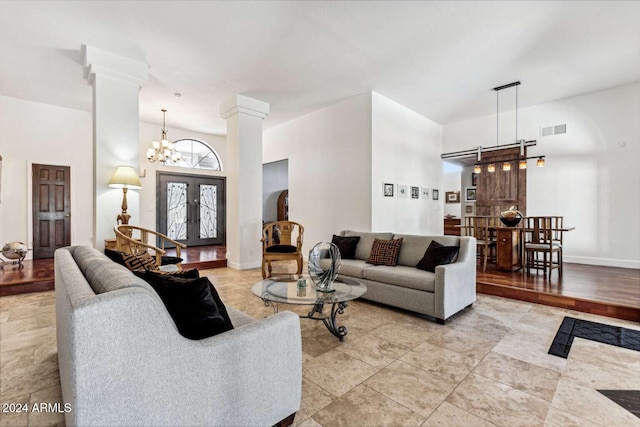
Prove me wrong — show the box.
[443,83,640,268]
[0,96,93,257]
[0,95,225,256]
[137,123,225,233]
[371,92,443,234]
[262,159,288,223]
[442,167,462,218]
[263,93,372,254]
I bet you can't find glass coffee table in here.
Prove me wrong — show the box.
[251,276,367,341]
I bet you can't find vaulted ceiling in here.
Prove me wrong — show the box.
[0,1,638,135]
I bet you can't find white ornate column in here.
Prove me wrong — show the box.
[220,95,270,269]
[83,45,148,248]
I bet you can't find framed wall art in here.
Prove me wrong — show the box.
[398,184,408,198]
[411,186,419,199]
[420,187,430,199]
[445,191,460,204]
[383,182,394,197]
[465,187,477,202]
[432,189,439,200]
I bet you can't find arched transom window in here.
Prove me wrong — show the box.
[173,139,223,171]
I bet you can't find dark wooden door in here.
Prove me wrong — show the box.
[157,172,225,247]
[476,148,526,216]
[32,164,71,258]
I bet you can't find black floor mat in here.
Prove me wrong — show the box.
[598,390,640,419]
[548,317,640,359]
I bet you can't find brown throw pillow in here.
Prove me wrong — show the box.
[122,251,157,271]
[366,238,403,266]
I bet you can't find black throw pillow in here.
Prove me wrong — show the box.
[135,269,200,279]
[416,241,460,273]
[331,235,360,259]
[104,248,126,266]
[137,271,234,340]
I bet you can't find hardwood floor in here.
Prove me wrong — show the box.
[1,248,638,322]
[477,263,640,322]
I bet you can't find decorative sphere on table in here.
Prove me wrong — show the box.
[2,242,28,260]
[308,242,341,292]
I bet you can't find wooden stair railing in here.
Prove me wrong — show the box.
[114,225,187,268]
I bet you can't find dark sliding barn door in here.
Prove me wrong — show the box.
[475,148,527,216]
[32,164,71,258]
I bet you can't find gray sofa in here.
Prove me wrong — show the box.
[55,246,301,427]
[334,231,476,323]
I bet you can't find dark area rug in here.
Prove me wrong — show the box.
[548,316,640,359]
[598,390,640,419]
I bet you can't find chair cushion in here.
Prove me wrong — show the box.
[331,235,360,259]
[363,265,436,293]
[525,242,562,251]
[160,255,184,265]
[416,241,459,273]
[136,271,234,340]
[266,244,297,253]
[122,251,157,271]
[366,238,403,266]
[326,259,372,278]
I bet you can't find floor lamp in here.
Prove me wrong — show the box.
[108,166,142,227]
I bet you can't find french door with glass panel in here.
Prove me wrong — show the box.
[157,172,225,247]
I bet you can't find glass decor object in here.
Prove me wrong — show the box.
[308,242,341,293]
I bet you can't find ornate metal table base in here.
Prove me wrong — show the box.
[261,298,349,341]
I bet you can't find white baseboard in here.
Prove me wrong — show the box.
[227,261,261,270]
[564,256,640,270]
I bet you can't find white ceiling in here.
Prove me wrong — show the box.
[0,1,638,136]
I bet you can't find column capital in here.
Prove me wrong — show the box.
[220,94,270,120]
[82,45,148,87]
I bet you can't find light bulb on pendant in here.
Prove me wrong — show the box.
[519,159,527,169]
[502,162,511,171]
[474,164,481,174]
[537,157,545,167]
[488,163,496,173]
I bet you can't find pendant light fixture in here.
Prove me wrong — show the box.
[442,82,547,172]
[147,109,181,164]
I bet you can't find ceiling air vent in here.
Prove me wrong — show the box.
[540,124,567,137]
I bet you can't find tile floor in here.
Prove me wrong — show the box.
[0,266,639,427]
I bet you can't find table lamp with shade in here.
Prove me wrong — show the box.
[108,166,142,226]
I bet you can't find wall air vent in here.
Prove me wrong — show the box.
[540,124,567,137]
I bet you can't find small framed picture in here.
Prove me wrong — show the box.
[398,184,408,198]
[432,189,439,200]
[421,187,430,199]
[383,183,394,197]
[411,186,419,199]
[465,205,473,214]
[445,191,460,204]
[471,172,478,186]
[465,187,477,202]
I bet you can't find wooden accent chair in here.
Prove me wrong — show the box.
[523,216,563,279]
[261,221,304,279]
[464,216,496,271]
[114,225,187,270]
